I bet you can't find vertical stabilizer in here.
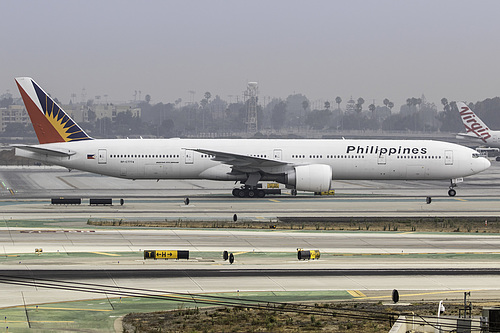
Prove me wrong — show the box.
[456,101,491,143]
[15,77,92,144]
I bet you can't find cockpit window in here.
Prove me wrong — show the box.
[472,153,480,158]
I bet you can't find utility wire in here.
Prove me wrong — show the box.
[0,274,485,330]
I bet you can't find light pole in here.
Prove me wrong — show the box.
[436,300,445,333]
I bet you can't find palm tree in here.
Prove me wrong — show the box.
[201,92,211,132]
[335,96,343,130]
[324,101,331,110]
[355,97,364,114]
[369,103,375,117]
[441,98,449,112]
[406,98,413,111]
[415,97,422,110]
[204,92,212,102]
[383,98,389,107]
[335,96,342,111]
[301,100,309,130]
[302,100,309,112]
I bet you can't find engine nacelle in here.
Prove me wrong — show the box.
[286,164,332,192]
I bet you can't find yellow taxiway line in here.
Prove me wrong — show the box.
[90,252,121,256]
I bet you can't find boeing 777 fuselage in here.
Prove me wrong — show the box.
[14,77,491,197]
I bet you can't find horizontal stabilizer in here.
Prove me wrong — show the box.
[13,145,76,157]
[455,133,486,142]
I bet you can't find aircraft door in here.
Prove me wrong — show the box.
[273,149,282,161]
[444,150,453,165]
[185,150,194,164]
[377,153,386,165]
[98,149,107,164]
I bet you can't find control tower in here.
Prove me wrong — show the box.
[245,82,258,133]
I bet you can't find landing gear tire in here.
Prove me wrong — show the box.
[448,189,456,197]
[248,190,256,198]
[232,189,239,197]
[257,190,265,198]
[291,189,297,196]
[238,189,246,198]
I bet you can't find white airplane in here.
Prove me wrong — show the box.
[14,77,490,197]
[456,101,500,148]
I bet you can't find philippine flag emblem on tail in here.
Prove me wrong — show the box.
[87,154,95,160]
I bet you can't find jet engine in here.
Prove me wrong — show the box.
[286,164,332,192]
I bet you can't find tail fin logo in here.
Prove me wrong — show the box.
[459,105,491,143]
[15,77,92,144]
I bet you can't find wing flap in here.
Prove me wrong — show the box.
[186,148,289,172]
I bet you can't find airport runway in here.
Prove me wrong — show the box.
[1,163,500,220]
[3,228,500,255]
[0,164,500,310]
[0,227,499,308]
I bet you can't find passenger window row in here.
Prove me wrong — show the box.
[291,155,365,159]
[110,154,180,158]
[396,155,442,159]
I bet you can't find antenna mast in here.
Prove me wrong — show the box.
[245,82,258,133]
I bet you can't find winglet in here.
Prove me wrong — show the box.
[15,77,92,144]
[456,101,491,143]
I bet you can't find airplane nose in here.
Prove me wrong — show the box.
[484,157,491,170]
[474,157,491,173]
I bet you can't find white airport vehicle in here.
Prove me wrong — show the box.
[14,77,490,197]
[456,101,500,148]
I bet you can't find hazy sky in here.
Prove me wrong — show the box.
[2,0,500,110]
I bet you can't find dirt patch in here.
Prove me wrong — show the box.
[121,301,490,333]
[88,216,500,233]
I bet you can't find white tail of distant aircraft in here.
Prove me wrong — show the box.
[456,101,500,148]
[14,77,490,197]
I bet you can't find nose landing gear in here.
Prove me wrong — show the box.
[448,179,457,197]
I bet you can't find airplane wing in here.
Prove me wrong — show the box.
[187,148,290,173]
[13,145,76,157]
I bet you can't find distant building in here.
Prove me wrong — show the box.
[0,101,142,134]
[61,104,89,123]
[345,97,356,114]
[91,103,141,121]
[64,103,141,122]
[0,105,29,131]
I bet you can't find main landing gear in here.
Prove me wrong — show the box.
[232,186,266,198]
[448,179,457,197]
